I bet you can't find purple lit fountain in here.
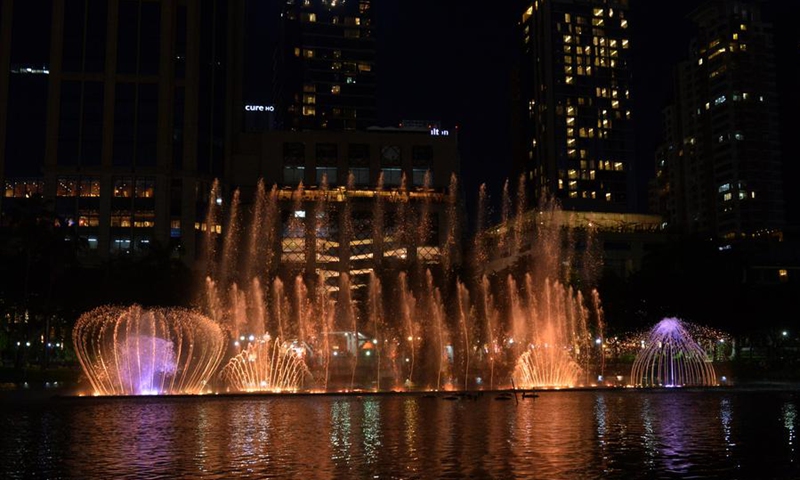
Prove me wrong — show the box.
[631,318,718,387]
[73,305,226,395]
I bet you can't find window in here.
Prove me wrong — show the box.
[170,219,181,238]
[283,142,305,165]
[111,212,132,228]
[111,236,131,254]
[316,143,338,165]
[412,168,430,187]
[79,178,101,197]
[135,177,155,198]
[57,177,79,197]
[283,166,305,185]
[381,168,402,186]
[331,84,341,95]
[350,167,369,186]
[381,145,401,166]
[348,144,370,165]
[412,145,433,165]
[133,210,155,228]
[316,167,337,185]
[113,176,134,197]
[302,106,316,116]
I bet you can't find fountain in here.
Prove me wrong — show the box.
[199,174,604,392]
[220,336,310,392]
[73,305,225,395]
[70,173,608,394]
[631,318,718,387]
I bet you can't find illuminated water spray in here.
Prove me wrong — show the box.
[73,306,225,395]
[631,318,717,387]
[220,336,310,392]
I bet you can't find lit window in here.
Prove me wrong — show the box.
[593,8,603,17]
[621,19,628,29]
[331,85,341,95]
[302,106,316,116]
[566,75,574,84]
[779,269,789,282]
[303,49,314,58]
[605,193,612,202]
[303,94,316,105]
[723,192,732,202]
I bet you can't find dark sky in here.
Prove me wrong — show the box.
[245,0,800,223]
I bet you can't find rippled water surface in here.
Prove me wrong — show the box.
[2,389,799,479]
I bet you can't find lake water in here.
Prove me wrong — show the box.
[1,389,798,479]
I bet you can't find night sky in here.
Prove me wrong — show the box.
[245,0,800,223]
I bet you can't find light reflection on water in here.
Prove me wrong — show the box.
[1,391,799,479]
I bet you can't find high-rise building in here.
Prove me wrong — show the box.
[519,0,636,212]
[653,0,785,239]
[0,0,243,261]
[275,0,376,131]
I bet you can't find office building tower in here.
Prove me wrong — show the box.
[653,0,784,238]
[0,0,243,261]
[519,0,636,212]
[275,0,376,131]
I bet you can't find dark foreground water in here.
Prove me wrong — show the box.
[1,389,799,479]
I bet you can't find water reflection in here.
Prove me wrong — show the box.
[640,397,658,468]
[362,400,381,465]
[2,392,800,479]
[784,401,796,461]
[720,397,734,458]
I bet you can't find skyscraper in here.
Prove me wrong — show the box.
[275,0,376,131]
[519,0,636,212]
[0,0,243,261]
[653,0,785,239]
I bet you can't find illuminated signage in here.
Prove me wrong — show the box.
[245,105,275,112]
[430,128,450,136]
